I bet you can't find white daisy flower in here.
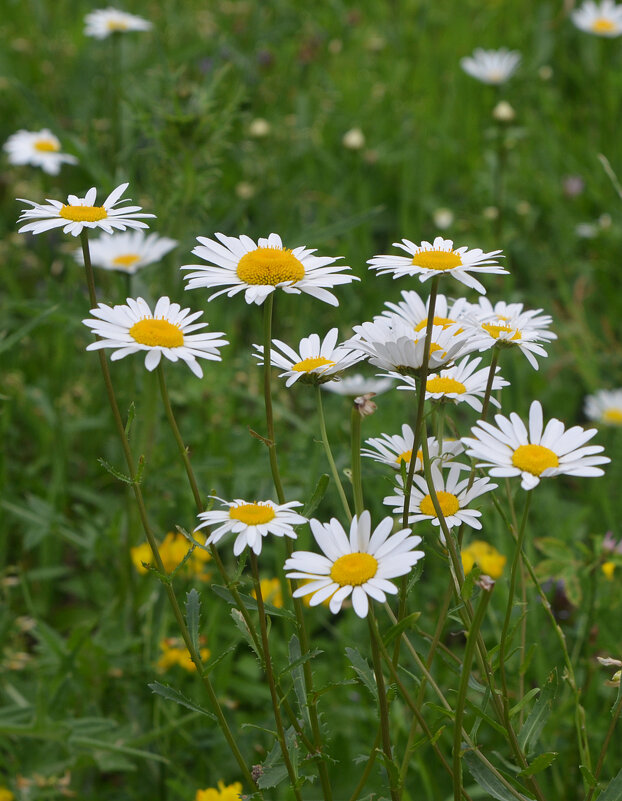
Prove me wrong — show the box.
[347,317,473,376]
[571,0,622,36]
[17,183,154,237]
[395,356,509,412]
[182,232,357,307]
[368,236,507,295]
[284,511,424,618]
[252,328,365,387]
[585,389,622,425]
[381,290,471,334]
[383,464,497,531]
[361,427,465,470]
[460,48,521,84]
[195,497,306,556]
[321,373,395,396]
[82,296,228,378]
[3,129,77,175]
[84,7,152,38]
[462,400,610,491]
[74,231,177,274]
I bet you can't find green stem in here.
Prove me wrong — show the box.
[348,727,382,801]
[351,404,364,517]
[262,294,286,504]
[316,385,351,520]
[585,690,622,801]
[479,349,499,424]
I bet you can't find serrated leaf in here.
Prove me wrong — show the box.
[148,682,215,720]
[185,589,201,655]
[518,669,557,754]
[461,563,481,602]
[302,474,329,518]
[517,751,558,777]
[509,687,541,719]
[124,402,136,438]
[97,457,134,485]
[598,766,622,801]
[231,609,262,660]
[288,635,310,729]
[464,698,507,736]
[345,647,377,702]
[211,584,295,620]
[381,612,421,647]
[463,750,529,801]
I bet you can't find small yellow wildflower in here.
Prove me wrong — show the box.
[602,561,616,580]
[131,532,210,577]
[461,540,506,580]
[252,577,283,608]
[195,780,243,801]
[157,637,210,672]
[0,788,14,801]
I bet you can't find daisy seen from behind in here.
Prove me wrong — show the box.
[284,511,424,618]
[195,498,307,556]
[17,183,154,237]
[321,373,395,396]
[462,400,610,490]
[74,230,177,274]
[182,232,357,306]
[585,389,622,425]
[252,328,366,387]
[361,427,464,471]
[571,0,622,36]
[84,7,152,38]
[4,129,77,175]
[383,464,497,531]
[368,236,507,295]
[82,296,228,378]
[460,48,521,84]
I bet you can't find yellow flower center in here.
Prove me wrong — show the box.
[414,315,456,332]
[107,19,130,31]
[395,448,423,466]
[34,138,60,152]
[129,318,184,348]
[236,246,305,286]
[592,17,616,33]
[602,408,622,425]
[229,503,276,525]
[112,253,141,268]
[426,376,467,394]
[511,444,559,476]
[420,490,460,517]
[291,356,336,373]
[330,552,378,586]
[59,205,108,222]
[482,321,521,340]
[411,250,462,271]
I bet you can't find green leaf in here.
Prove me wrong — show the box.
[211,584,295,620]
[70,734,169,765]
[381,612,421,646]
[509,687,541,719]
[517,752,559,777]
[345,647,377,702]
[461,564,482,602]
[597,766,622,801]
[185,589,201,655]
[97,457,134,485]
[287,635,310,729]
[124,401,136,438]
[580,765,597,789]
[230,609,262,660]
[534,537,571,561]
[0,304,58,355]
[463,750,530,801]
[148,682,215,720]
[302,474,329,518]
[518,669,557,754]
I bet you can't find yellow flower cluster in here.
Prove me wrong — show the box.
[131,532,210,578]
[0,788,14,801]
[252,577,284,608]
[602,561,616,580]
[195,781,243,801]
[157,637,210,672]
[461,540,506,579]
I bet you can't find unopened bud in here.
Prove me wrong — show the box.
[492,100,515,122]
[354,393,377,417]
[477,575,495,592]
[342,127,365,150]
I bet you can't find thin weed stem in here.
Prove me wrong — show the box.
[316,385,352,520]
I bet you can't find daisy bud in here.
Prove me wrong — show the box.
[354,393,377,417]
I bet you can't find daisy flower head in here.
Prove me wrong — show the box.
[362,426,464,471]
[4,129,77,175]
[460,48,521,84]
[284,511,424,618]
[381,290,471,334]
[195,498,307,556]
[462,400,610,491]
[396,355,509,412]
[571,0,622,36]
[182,232,357,307]
[384,464,497,531]
[585,389,622,425]
[321,373,395,396]
[17,183,154,237]
[368,236,507,295]
[84,7,152,38]
[82,296,228,378]
[253,328,365,387]
[74,230,177,274]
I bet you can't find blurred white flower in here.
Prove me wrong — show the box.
[572,0,622,36]
[84,7,152,38]
[4,129,77,175]
[74,230,177,274]
[342,128,365,150]
[585,389,622,425]
[432,208,454,230]
[460,48,521,84]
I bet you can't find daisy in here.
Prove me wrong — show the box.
[368,236,507,295]
[462,400,610,490]
[383,464,497,530]
[395,356,509,412]
[585,389,622,425]
[362,427,465,470]
[17,183,154,237]
[381,290,471,334]
[84,7,152,38]
[253,328,365,387]
[347,317,472,377]
[82,296,228,378]
[195,497,306,556]
[571,0,622,36]
[321,373,395,396]
[182,232,357,307]
[74,230,177,274]
[460,48,521,84]
[3,129,77,175]
[284,511,424,618]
